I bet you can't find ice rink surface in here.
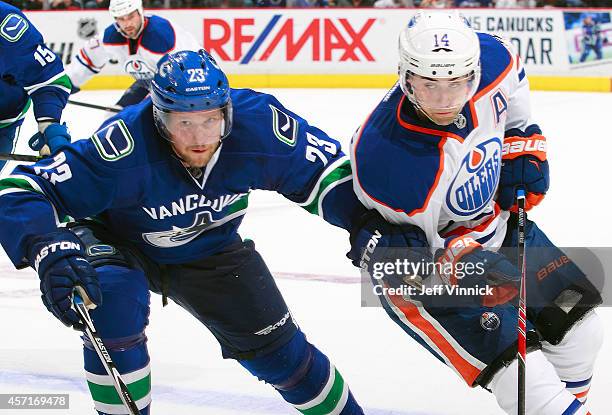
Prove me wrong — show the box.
[0,89,610,414]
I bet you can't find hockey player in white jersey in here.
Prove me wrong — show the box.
[65,0,200,110]
[347,11,603,414]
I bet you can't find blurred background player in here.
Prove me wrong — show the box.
[0,49,365,415]
[65,0,200,111]
[348,11,603,415]
[579,15,603,62]
[0,0,71,175]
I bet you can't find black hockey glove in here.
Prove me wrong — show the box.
[27,229,101,329]
[348,209,431,285]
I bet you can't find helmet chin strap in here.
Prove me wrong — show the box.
[133,13,145,38]
[410,97,461,127]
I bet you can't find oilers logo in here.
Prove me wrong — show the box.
[124,58,155,80]
[480,311,500,331]
[446,138,502,217]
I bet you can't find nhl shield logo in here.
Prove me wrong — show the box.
[480,311,500,331]
[77,18,98,39]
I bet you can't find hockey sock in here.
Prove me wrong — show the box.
[239,330,364,415]
[489,349,591,414]
[83,265,151,415]
[541,311,603,404]
[84,334,151,415]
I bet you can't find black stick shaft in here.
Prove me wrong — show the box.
[68,99,121,113]
[0,101,119,163]
[74,293,141,415]
[0,152,41,162]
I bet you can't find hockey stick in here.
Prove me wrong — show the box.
[0,152,41,162]
[0,101,118,162]
[73,290,142,415]
[68,99,121,113]
[516,189,527,415]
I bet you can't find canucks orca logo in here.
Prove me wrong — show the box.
[143,211,214,248]
[446,138,502,217]
[124,58,155,80]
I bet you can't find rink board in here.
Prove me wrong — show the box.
[23,7,612,91]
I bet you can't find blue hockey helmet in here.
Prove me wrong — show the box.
[151,49,232,144]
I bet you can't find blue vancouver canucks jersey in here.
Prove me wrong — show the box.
[0,88,362,265]
[0,1,71,129]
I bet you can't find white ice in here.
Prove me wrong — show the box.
[0,89,610,414]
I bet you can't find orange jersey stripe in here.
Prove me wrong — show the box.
[387,293,482,385]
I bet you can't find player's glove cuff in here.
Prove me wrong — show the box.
[29,123,71,156]
[499,133,549,211]
[502,134,547,161]
[27,229,85,273]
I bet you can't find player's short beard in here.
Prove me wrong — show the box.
[125,22,142,39]
[172,142,220,169]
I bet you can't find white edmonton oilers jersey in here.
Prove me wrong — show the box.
[351,33,541,250]
[66,14,200,87]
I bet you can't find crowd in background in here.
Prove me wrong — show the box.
[5,0,611,13]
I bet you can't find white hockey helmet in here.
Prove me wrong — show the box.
[109,0,142,18]
[398,11,481,124]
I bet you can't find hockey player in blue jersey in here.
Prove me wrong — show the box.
[0,49,365,415]
[579,16,603,63]
[66,0,200,111]
[348,11,603,414]
[0,0,72,174]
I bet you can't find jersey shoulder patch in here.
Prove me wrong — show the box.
[0,12,29,43]
[475,33,513,97]
[354,108,443,216]
[269,103,299,147]
[90,119,135,161]
[102,24,126,45]
[140,15,175,54]
[227,88,300,153]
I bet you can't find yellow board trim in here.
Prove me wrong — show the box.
[527,76,611,92]
[81,74,612,92]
